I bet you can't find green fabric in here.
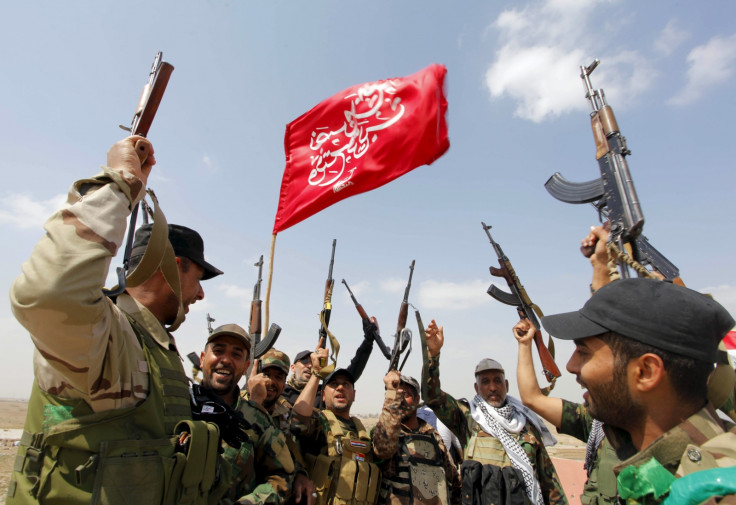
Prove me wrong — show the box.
[618,458,676,503]
[42,404,74,430]
[663,467,736,505]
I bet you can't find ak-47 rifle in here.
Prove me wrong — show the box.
[317,240,337,368]
[104,51,174,297]
[482,223,561,385]
[342,279,392,360]
[249,255,281,361]
[388,260,415,373]
[544,59,679,281]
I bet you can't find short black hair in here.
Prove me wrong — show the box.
[601,332,713,403]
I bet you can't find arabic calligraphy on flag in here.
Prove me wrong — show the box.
[273,64,449,234]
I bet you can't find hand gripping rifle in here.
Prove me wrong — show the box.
[482,223,561,387]
[544,60,679,281]
[249,255,281,362]
[342,279,392,360]
[104,52,174,297]
[388,260,415,373]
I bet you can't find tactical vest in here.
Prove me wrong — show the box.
[305,410,381,505]
[465,429,513,467]
[581,440,618,505]
[7,312,227,505]
[379,431,449,505]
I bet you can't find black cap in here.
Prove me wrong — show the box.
[541,278,735,363]
[294,350,312,363]
[130,224,223,280]
[323,368,355,386]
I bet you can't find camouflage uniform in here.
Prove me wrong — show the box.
[609,404,736,505]
[291,409,380,505]
[7,167,225,504]
[423,354,567,505]
[372,390,462,505]
[221,389,295,505]
[559,401,619,505]
[243,349,308,469]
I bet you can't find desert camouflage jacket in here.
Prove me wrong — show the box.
[610,404,736,505]
[10,166,177,413]
[423,354,567,505]
[372,390,461,505]
[559,401,619,505]
[221,391,295,505]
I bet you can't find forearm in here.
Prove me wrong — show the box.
[372,390,403,459]
[517,341,563,428]
[345,335,373,381]
[423,354,468,446]
[292,374,320,418]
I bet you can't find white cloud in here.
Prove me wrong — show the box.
[202,154,217,172]
[669,34,736,105]
[219,284,250,308]
[417,279,490,310]
[484,0,656,122]
[653,19,689,56]
[381,278,408,295]
[0,193,66,230]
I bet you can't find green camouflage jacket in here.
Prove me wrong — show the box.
[610,404,736,505]
[221,392,295,505]
[423,353,567,505]
[559,400,619,505]
[372,389,462,505]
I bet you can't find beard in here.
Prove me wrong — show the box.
[585,363,643,429]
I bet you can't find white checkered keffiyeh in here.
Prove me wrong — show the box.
[471,394,544,505]
[584,419,605,476]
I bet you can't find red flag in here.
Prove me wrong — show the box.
[725,330,736,351]
[273,64,449,234]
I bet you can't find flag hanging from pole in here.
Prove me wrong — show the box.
[272,64,449,234]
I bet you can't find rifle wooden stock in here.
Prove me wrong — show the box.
[483,222,561,384]
[532,329,561,381]
[131,58,174,137]
[395,303,409,340]
[249,300,262,345]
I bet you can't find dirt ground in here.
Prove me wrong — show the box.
[0,401,27,505]
[0,401,584,504]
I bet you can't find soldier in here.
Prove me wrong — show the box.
[515,321,618,505]
[542,278,736,504]
[510,225,623,505]
[423,320,567,505]
[291,345,381,505]
[372,372,461,505]
[8,137,228,504]
[244,348,317,505]
[199,324,296,505]
[282,318,382,406]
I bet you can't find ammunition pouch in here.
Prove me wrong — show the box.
[9,421,229,505]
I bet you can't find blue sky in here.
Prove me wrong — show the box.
[1,0,735,413]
